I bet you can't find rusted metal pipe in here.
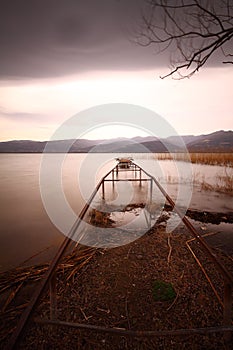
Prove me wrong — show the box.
[6,164,117,350]
[186,240,223,307]
[102,181,105,200]
[35,318,233,337]
[103,179,150,182]
[134,162,233,286]
[133,161,233,335]
[7,160,233,349]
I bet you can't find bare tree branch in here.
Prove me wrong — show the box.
[138,0,233,78]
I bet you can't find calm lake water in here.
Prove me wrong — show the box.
[0,153,232,271]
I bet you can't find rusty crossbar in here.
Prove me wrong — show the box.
[6,161,233,349]
[103,178,150,181]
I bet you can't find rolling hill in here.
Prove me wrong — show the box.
[0,130,232,153]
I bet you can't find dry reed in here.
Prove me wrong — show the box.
[155,152,233,167]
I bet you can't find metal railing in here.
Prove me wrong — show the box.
[7,161,233,349]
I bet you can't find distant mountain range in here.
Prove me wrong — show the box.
[0,130,232,153]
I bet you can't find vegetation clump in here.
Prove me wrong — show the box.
[152,280,176,302]
[156,152,233,167]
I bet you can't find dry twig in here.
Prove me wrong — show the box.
[167,232,172,265]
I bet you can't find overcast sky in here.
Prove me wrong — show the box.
[0,0,232,141]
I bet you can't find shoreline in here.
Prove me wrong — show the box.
[1,225,232,349]
[1,206,233,274]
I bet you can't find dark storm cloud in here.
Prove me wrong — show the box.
[0,0,167,79]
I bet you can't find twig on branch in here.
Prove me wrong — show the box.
[138,0,233,78]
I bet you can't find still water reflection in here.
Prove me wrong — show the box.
[0,153,232,271]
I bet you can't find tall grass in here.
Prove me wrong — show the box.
[199,174,233,194]
[162,170,233,195]
[155,152,233,167]
[155,153,233,195]
[192,166,233,195]
[189,153,233,167]
[212,169,233,194]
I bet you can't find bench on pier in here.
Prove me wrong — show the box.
[116,157,133,169]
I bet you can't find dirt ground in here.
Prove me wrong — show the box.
[1,220,233,350]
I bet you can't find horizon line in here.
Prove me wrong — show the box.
[0,129,232,143]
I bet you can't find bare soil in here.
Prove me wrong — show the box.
[1,222,232,350]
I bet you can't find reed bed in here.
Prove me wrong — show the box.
[154,153,233,195]
[156,152,233,167]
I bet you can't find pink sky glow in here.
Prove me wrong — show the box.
[0,66,232,141]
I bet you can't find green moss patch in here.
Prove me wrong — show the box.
[152,280,176,302]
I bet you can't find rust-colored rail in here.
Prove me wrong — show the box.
[134,162,233,285]
[6,165,116,350]
[134,162,233,338]
[6,160,233,349]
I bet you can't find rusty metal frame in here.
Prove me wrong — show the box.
[6,161,233,349]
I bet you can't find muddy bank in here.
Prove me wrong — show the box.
[163,204,233,225]
[90,202,233,226]
[1,224,233,349]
